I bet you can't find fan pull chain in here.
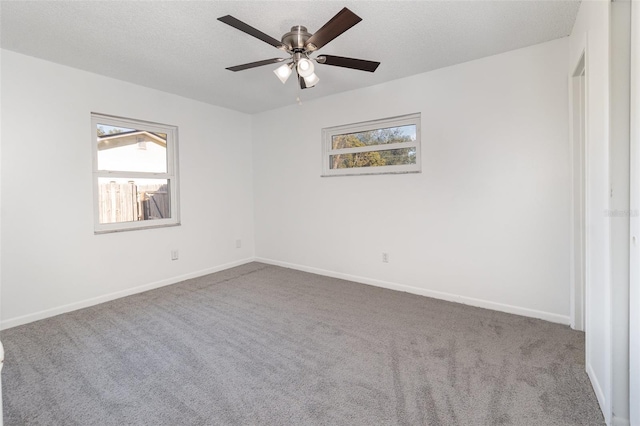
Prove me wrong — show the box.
[295,78,302,105]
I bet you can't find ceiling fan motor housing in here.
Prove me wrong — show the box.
[281,26,312,51]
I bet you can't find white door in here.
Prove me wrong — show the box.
[629,1,640,423]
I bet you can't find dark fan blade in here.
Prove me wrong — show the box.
[317,55,380,72]
[304,8,362,51]
[226,58,286,72]
[299,75,308,89]
[218,15,288,50]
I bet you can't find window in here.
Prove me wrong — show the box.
[322,113,421,176]
[91,113,180,233]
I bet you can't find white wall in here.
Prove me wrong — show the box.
[253,38,572,324]
[0,50,255,328]
[569,0,612,423]
[0,39,4,426]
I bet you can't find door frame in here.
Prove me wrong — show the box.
[569,36,589,335]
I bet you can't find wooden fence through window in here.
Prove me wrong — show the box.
[98,181,169,224]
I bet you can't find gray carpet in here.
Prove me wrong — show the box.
[2,262,604,425]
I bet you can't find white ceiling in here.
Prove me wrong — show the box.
[1,1,580,114]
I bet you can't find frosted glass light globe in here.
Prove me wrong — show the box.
[274,63,293,84]
[297,58,315,78]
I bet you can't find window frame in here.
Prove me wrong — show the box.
[91,113,180,234]
[321,113,422,177]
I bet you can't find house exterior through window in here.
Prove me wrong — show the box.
[91,113,180,233]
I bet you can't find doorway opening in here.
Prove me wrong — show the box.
[571,52,586,331]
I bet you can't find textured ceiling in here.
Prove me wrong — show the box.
[1,1,580,114]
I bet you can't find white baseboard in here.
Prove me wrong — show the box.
[2,256,572,329]
[0,258,255,330]
[612,416,630,426]
[254,257,571,325]
[587,362,610,425]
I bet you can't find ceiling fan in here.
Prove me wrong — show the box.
[218,8,380,89]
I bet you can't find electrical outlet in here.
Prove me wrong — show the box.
[171,249,179,261]
[382,252,389,263]
[235,239,242,249]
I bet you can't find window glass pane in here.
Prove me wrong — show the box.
[331,125,416,150]
[97,178,170,224]
[96,124,167,173]
[330,147,417,169]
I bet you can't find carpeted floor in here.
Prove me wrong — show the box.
[2,262,604,425]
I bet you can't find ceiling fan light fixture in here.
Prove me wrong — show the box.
[274,63,293,84]
[303,73,319,88]
[296,58,315,78]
